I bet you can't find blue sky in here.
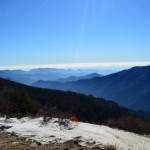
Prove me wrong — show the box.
[0,0,150,68]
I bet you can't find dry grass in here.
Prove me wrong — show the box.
[106,115,150,135]
[0,131,119,150]
[103,143,121,150]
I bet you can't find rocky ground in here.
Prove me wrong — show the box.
[0,132,114,150]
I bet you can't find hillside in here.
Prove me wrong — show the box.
[0,77,128,123]
[1,77,150,136]
[32,66,150,112]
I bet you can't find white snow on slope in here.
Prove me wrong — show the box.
[0,117,150,150]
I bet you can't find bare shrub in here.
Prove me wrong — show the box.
[103,144,118,150]
[106,115,150,135]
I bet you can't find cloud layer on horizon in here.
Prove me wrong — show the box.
[0,61,150,70]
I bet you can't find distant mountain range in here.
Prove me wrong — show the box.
[0,69,104,85]
[56,73,102,82]
[32,66,150,112]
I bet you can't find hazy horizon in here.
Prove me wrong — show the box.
[0,61,150,71]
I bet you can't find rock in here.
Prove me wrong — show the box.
[49,135,55,138]
[0,124,12,131]
[85,140,96,147]
[4,118,20,123]
[37,142,42,146]
[30,142,38,147]
[11,131,17,136]
[12,142,19,145]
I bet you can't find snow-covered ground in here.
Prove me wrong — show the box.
[0,117,150,150]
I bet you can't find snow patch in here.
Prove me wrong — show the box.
[0,117,150,150]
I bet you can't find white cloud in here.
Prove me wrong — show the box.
[0,61,150,70]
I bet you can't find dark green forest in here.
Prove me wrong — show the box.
[0,78,127,122]
[0,78,150,135]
